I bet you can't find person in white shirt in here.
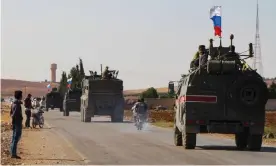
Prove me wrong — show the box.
[39,96,46,108]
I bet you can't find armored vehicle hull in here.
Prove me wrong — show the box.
[46,91,63,112]
[171,35,268,151]
[80,78,124,122]
[63,89,82,116]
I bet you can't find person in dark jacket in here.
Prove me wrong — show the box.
[24,94,33,128]
[10,90,23,159]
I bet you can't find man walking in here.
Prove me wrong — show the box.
[10,90,23,159]
[24,94,33,128]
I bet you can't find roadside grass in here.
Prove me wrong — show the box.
[152,121,174,128]
[124,110,276,142]
[1,103,11,124]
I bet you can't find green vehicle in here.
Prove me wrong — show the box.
[63,88,82,116]
[45,88,63,112]
[80,67,124,122]
[170,34,268,151]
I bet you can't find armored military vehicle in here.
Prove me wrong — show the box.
[169,34,268,151]
[45,88,63,112]
[80,66,124,122]
[63,88,82,116]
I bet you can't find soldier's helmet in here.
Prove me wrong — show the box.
[198,45,206,53]
[106,66,109,69]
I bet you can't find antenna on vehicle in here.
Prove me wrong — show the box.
[209,38,214,59]
[100,64,102,76]
[230,34,234,47]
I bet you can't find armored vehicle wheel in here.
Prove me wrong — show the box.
[84,116,91,122]
[174,125,183,146]
[111,110,124,123]
[182,132,196,149]
[247,134,262,151]
[235,132,248,150]
[51,107,54,110]
[111,115,123,122]
[63,109,69,116]
[46,108,49,111]
[60,108,63,112]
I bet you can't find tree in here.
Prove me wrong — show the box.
[69,66,79,89]
[58,71,68,96]
[268,81,276,99]
[79,58,85,81]
[140,87,159,98]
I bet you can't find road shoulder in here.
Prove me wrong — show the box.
[1,103,85,165]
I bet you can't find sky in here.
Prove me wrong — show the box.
[1,0,276,90]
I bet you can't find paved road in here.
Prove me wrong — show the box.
[44,110,276,165]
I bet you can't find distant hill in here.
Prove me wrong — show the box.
[1,79,59,97]
[124,87,168,96]
[1,78,274,97]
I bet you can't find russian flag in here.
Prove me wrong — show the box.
[210,6,222,37]
[46,83,51,89]
[67,78,72,88]
[67,78,72,84]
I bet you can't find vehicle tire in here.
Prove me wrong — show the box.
[84,116,91,122]
[46,107,49,112]
[60,108,63,112]
[235,132,248,150]
[65,110,69,116]
[111,113,124,123]
[39,121,43,128]
[247,134,262,151]
[182,132,196,149]
[229,76,268,109]
[51,107,54,110]
[174,125,183,146]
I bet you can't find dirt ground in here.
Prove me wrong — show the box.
[1,103,85,165]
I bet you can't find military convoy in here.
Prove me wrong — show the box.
[80,68,124,122]
[169,34,268,151]
[45,88,63,112]
[63,88,82,116]
[61,66,125,122]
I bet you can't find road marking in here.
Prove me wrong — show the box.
[44,121,91,164]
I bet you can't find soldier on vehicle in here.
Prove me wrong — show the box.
[132,98,148,125]
[190,45,208,68]
[24,94,33,128]
[102,66,110,79]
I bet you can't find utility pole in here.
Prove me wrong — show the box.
[252,0,264,77]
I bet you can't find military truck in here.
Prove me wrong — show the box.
[63,88,82,116]
[80,67,124,122]
[45,88,63,112]
[169,34,268,151]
